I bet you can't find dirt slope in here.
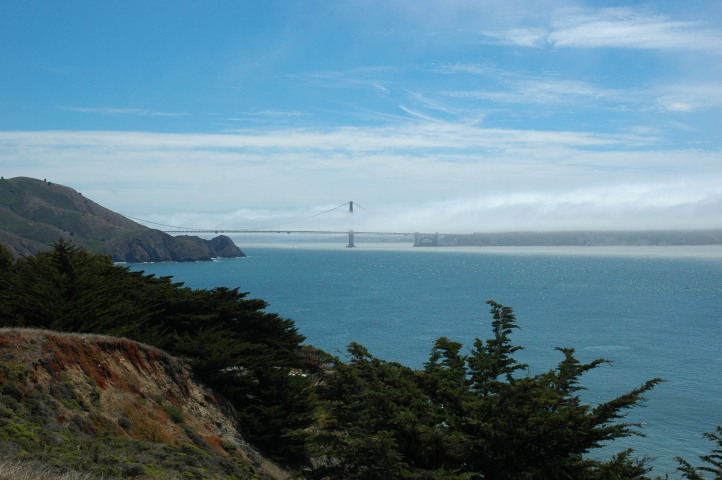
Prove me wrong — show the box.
[0,328,288,479]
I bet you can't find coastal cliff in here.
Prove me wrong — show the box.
[0,177,245,262]
[104,231,243,263]
[0,328,288,479]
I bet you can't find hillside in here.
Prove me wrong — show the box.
[0,328,288,479]
[0,177,245,262]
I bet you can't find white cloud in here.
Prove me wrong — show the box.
[373,83,391,95]
[481,7,722,52]
[653,84,722,112]
[481,28,550,48]
[1,126,719,234]
[435,64,722,117]
[219,110,310,126]
[145,180,722,234]
[250,110,307,118]
[441,78,624,107]
[356,180,722,233]
[58,106,184,117]
[283,66,396,91]
[0,124,656,158]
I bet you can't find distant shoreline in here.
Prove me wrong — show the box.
[208,241,722,259]
[182,229,722,246]
[412,229,722,247]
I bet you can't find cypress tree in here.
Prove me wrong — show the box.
[308,301,663,480]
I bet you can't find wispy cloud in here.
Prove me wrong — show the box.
[481,7,722,52]
[433,63,722,117]
[223,110,309,125]
[0,123,657,154]
[1,125,719,234]
[251,110,307,118]
[653,84,722,113]
[58,106,184,117]
[283,66,395,91]
[441,77,624,107]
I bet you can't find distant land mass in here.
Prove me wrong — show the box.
[414,230,722,247]
[0,177,246,262]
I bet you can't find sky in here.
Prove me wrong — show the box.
[0,0,720,234]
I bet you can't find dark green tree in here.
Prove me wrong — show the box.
[308,342,439,479]
[467,300,527,395]
[308,300,662,480]
[0,242,13,270]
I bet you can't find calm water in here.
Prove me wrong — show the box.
[129,243,722,477]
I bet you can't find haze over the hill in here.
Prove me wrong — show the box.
[1,1,720,233]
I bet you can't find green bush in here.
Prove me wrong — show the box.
[162,404,185,424]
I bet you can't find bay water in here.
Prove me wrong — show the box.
[129,242,722,477]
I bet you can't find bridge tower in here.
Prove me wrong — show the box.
[347,201,355,247]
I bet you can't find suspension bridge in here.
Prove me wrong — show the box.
[127,202,439,248]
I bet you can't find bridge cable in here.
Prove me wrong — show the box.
[253,202,352,230]
[122,214,201,231]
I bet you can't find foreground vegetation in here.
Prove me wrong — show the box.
[0,241,719,479]
[0,240,317,464]
[0,458,95,480]
[0,455,252,480]
[0,329,265,479]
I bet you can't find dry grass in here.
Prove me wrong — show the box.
[0,327,166,354]
[0,458,207,480]
[0,458,97,480]
[0,328,284,479]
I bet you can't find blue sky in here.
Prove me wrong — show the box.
[1,0,720,233]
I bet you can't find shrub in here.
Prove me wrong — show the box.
[162,404,185,424]
[117,417,132,430]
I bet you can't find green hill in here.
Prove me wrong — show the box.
[0,177,244,262]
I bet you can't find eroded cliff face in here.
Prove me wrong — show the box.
[0,329,286,479]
